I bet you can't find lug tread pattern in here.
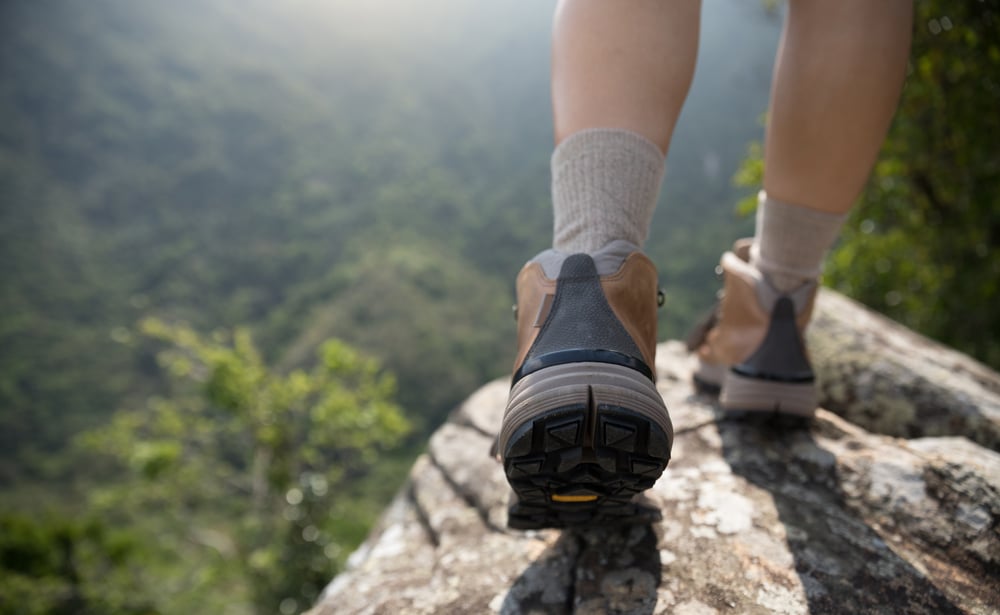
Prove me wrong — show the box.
[502,393,671,530]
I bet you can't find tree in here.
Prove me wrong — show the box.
[80,320,409,614]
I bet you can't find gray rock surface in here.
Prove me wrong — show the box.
[309,292,1000,615]
[810,289,1000,450]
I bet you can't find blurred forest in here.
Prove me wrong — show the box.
[0,0,996,612]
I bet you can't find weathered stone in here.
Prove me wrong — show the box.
[309,296,1000,615]
[809,289,1000,450]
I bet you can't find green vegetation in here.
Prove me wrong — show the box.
[1,0,994,611]
[0,514,156,614]
[3,320,407,613]
[81,321,408,612]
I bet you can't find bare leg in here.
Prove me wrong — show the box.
[551,0,701,153]
[549,0,701,252]
[764,0,913,214]
[751,0,912,292]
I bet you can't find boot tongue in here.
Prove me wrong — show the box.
[531,239,641,279]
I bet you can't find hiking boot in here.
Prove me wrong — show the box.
[497,240,673,530]
[687,239,818,418]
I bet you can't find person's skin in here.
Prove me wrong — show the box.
[764,0,913,214]
[551,0,701,154]
[550,0,913,214]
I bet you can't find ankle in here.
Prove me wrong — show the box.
[750,191,847,293]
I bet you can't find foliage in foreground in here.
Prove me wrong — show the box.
[0,514,156,615]
[77,321,409,614]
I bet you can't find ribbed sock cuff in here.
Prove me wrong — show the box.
[551,128,665,253]
[750,190,848,292]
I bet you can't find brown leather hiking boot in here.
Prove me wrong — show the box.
[497,241,673,530]
[688,239,818,417]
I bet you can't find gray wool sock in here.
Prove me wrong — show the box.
[551,128,665,254]
[531,239,642,279]
[750,190,849,293]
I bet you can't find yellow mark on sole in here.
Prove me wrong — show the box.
[551,494,598,503]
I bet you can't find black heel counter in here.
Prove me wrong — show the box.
[512,254,652,385]
[731,297,814,384]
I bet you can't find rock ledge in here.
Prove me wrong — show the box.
[309,290,1000,615]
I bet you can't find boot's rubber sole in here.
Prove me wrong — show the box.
[720,370,816,418]
[499,362,672,530]
[692,360,725,394]
[695,359,817,418]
